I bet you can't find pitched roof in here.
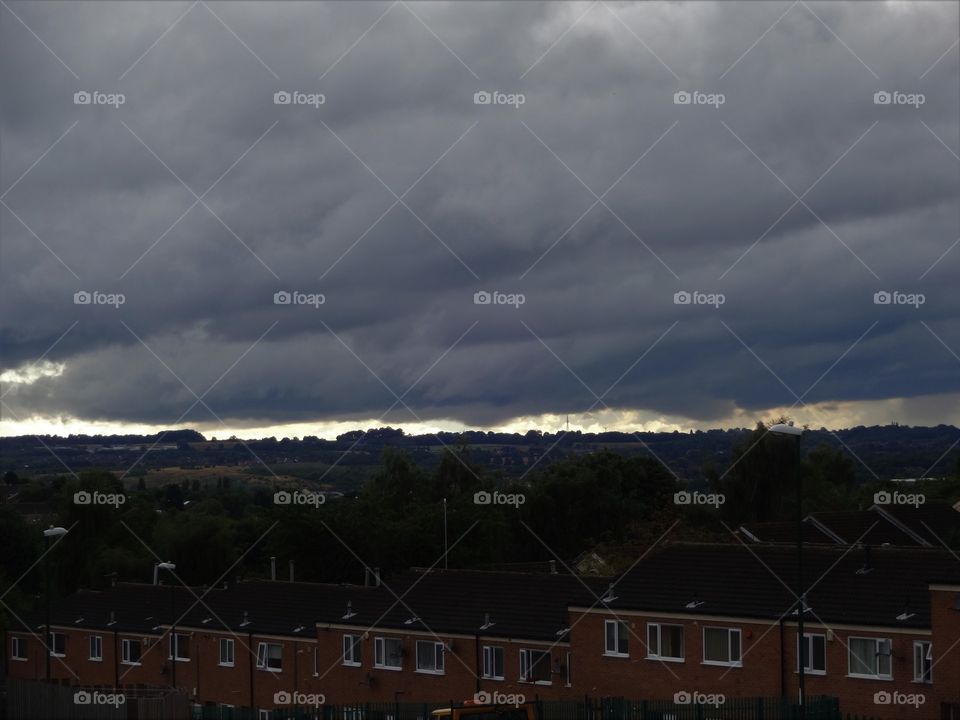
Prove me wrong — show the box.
[23,584,218,635]
[874,501,960,547]
[740,501,960,547]
[179,571,604,642]
[602,543,960,628]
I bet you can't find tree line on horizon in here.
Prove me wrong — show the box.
[1,422,958,636]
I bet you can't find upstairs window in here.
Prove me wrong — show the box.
[798,633,826,674]
[519,648,551,683]
[913,641,932,683]
[647,623,684,661]
[415,640,445,674]
[703,627,741,666]
[604,620,629,656]
[482,645,504,680]
[256,642,282,671]
[89,635,103,662]
[848,637,892,679]
[374,637,402,669]
[342,634,361,666]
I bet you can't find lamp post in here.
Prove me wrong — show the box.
[42,527,68,682]
[769,423,804,719]
[157,562,177,690]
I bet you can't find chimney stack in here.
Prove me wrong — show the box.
[289,560,295,583]
[270,557,277,581]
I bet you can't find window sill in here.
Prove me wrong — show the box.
[846,674,892,681]
[218,663,235,668]
[794,669,825,676]
[121,661,141,666]
[603,652,629,659]
[702,661,742,668]
[519,680,552,686]
[257,666,283,672]
[89,658,103,663]
[647,655,684,663]
[11,658,28,662]
[481,676,504,681]
[342,661,361,668]
[415,669,445,676]
[373,665,403,672]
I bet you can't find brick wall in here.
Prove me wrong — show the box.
[7,590,958,718]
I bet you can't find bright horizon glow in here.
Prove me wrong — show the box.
[3,391,960,439]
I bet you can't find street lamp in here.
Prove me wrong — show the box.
[156,562,177,690]
[769,423,804,719]
[42,527,68,682]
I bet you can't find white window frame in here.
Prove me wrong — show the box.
[797,633,826,674]
[603,619,629,657]
[647,623,684,662]
[913,640,932,683]
[256,641,283,672]
[342,634,361,667]
[564,650,572,687]
[415,640,445,674]
[374,637,403,670]
[89,635,103,662]
[48,631,66,657]
[11,636,27,661]
[702,627,742,667]
[218,637,235,667]
[169,632,190,662]
[847,636,892,680]
[519,648,552,684]
[121,638,142,666]
[482,645,504,680]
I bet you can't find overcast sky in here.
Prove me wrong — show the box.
[1,0,958,439]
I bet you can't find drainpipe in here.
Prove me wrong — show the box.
[248,630,254,710]
[474,633,481,696]
[113,630,119,688]
[778,616,785,699]
[195,635,200,702]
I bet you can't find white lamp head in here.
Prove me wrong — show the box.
[769,422,803,437]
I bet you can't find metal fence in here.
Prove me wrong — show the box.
[3,678,190,720]
[2,682,840,720]
[202,698,842,720]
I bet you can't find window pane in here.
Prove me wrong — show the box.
[647,625,658,656]
[605,622,615,652]
[849,638,875,675]
[812,635,825,671]
[704,628,728,662]
[662,626,683,659]
[417,642,436,671]
[729,631,740,661]
[617,622,629,654]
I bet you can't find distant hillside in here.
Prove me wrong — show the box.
[2,424,958,489]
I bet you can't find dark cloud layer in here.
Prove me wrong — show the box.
[1,1,958,432]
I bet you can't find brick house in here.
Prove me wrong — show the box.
[5,544,959,719]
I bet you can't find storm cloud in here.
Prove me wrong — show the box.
[1,1,958,435]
